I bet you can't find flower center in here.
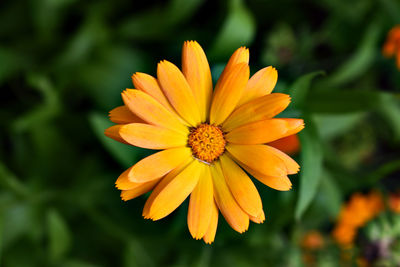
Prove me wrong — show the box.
[188,123,226,163]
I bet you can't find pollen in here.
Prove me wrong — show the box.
[188,123,226,163]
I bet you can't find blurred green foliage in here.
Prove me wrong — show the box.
[1,0,400,266]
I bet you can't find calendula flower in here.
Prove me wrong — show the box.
[301,230,324,250]
[382,25,400,69]
[389,193,400,214]
[332,192,383,247]
[105,41,304,243]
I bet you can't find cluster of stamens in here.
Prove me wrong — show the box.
[187,123,226,163]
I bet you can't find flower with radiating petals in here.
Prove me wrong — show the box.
[383,25,400,69]
[105,41,304,243]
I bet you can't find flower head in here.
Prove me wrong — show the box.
[332,191,383,247]
[105,41,304,243]
[383,25,400,69]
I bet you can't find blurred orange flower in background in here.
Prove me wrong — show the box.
[382,25,400,69]
[332,192,383,247]
[389,193,400,213]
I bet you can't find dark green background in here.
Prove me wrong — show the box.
[1,0,400,266]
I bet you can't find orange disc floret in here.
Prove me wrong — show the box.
[188,124,226,163]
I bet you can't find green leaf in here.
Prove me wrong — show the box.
[209,0,255,59]
[313,112,366,140]
[288,71,324,109]
[306,90,394,114]
[89,112,145,168]
[47,209,72,262]
[317,171,342,218]
[377,94,400,143]
[324,20,381,86]
[295,116,323,220]
[124,239,154,267]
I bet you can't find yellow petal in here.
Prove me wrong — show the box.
[187,166,213,239]
[226,119,291,145]
[116,166,138,190]
[129,147,192,183]
[157,60,202,126]
[237,66,278,107]
[210,161,249,233]
[278,119,305,138]
[209,63,250,125]
[203,201,219,244]
[119,123,188,150]
[218,47,249,84]
[142,158,192,218]
[249,209,265,224]
[265,145,300,174]
[182,41,213,121]
[222,93,291,132]
[132,72,172,109]
[219,155,263,217]
[146,160,204,220]
[226,144,286,177]
[122,89,188,134]
[109,106,143,124]
[238,161,292,191]
[104,125,128,144]
[120,179,160,201]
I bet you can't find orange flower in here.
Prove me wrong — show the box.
[301,230,324,250]
[332,223,357,247]
[389,193,400,213]
[382,25,400,69]
[332,192,383,247]
[105,41,304,243]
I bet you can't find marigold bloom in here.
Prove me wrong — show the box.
[382,25,400,69]
[389,193,400,213]
[332,192,383,247]
[301,230,324,250]
[269,134,300,155]
[105,41,304,243]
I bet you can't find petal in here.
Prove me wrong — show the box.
[226,144,287,177]
[264,145,300,174]
[219,47,249,83]
[210,161,249,233]
[182,41,213,121]
[104,125,128,144]
[129,147,192,183]
[203,201,219,244]
[226,119,291,145]
[220,155,263,217]
[122,89,188,134]
[132,72,173,110]
[120,179,160,201]
[249,209,265,224]
[187,166,214,239]
[222,93,291,132]
[119,123,188,150]
[238,161,292,191]
[209,63,250,125]
[157,60,202,126]
[268,134,300,155]
[109,106,143,124]
[145,159,204,220]
[237,66,278,106]
[278,119,305,138]
[116,166,139,190]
